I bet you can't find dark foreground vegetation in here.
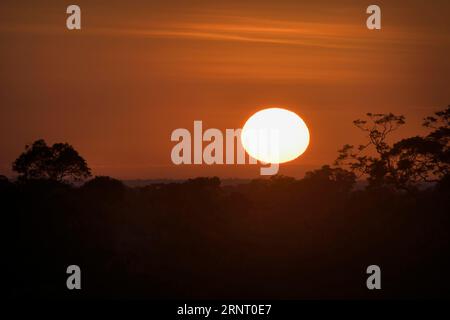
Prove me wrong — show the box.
[2,107,449,299]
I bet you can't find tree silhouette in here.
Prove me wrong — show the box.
[12,139,91,183]
[421,106,449,176]
[81,176,126,200]
[335,107,450,191]
[304,165,356,193]
[3,113,450,299]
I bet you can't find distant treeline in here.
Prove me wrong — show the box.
[2,173,449,299]
[2,106,449,299]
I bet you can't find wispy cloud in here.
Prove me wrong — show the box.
[2,13,444,49]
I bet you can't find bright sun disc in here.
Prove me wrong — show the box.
[241,108,310,164]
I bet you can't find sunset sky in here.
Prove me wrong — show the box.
[1,0,449,179]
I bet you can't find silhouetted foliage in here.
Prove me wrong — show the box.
[303,165,356,193]
[3,107,450,300]
[81,176,126,199]
[336,106,450,192]
[12,139,91,183]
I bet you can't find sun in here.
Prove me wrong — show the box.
[241,108,310,164]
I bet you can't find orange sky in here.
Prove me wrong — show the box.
[1,0,449,179]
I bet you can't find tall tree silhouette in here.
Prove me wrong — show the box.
[12,139,91,183]
[335,106,450,191]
